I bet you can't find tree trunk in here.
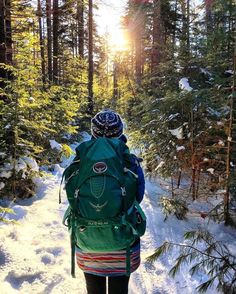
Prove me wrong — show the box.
[112,60,118,106]
[225,43,236,224]
[172,0,178,57]
[205,0,213,46]
[77,0,84,58]
[180,0,190,74]
[5,0,12,64]
[0,0,12,93]
[87,0,93,115]
[134,6,143,86]
[151,0,163,76]
[135,29,142,86]
[53,0,59,84]
[37,0,46,84]
[0,0,7,88]
[46,0,52,81]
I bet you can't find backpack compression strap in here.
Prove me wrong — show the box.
[121,186,131,276]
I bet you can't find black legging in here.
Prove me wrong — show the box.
[84,273,130,294]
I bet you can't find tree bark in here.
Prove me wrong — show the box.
[0,0,7,87]
[205,0,213,43]
[37,0,46,84]
[46,0,52,81]
[53,0,59,84]
[112,60,118,106]
[5,0,12,64]
[77,0,84,58]
[225,43,236,224]
[134,5,143,86]
[87,0,93,115]
[0,0,12,92]
[151,0,163,76]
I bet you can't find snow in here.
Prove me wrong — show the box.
[200,68,212,77]
[169,126,183,140]
[0,182,5,190]
[0,171,12,179]
[218,140,225,146]
[49,140,62,151]
[15,158,27,173]
[168,113,180,121]
[179,78,193,92]
[0,141,236,293]
[207,168,214,175]
[28,97,35,102]
[203,158,209,162]
[176,145,185,151]
[217,121,224,126]
[206,107,221,117]
[225,70,234,75]
[22,157,39,172]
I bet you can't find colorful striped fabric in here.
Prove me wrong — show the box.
[76,242,141,277]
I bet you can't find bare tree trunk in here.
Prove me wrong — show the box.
[196,167,201,199]
[134,5,144,87]
[77,0,84,58]
[190,109,196,201]
[205,0,213,43]
[172,0,178,53]
[180,0,190,74]
[171,176,175,198]
[0,0,13,93]
[53,0,59,84]
[87,0,93,115]
[135,29,142,86]
[37,0,46,84]
[225,43,236,224]
[0,0,16,194]
[0,0,7,88]
[5,0,12,64]
[112,60,118,107]
[177,169,182,189]
[151,0,163,80]
[46,0,52,81]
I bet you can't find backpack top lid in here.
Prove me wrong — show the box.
[76,137,126,161]
[75,137,130,186]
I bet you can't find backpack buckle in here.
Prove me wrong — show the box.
[74,188,80,198]
[121,187,126,196]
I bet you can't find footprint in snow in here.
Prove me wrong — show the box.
[5,270,43,289]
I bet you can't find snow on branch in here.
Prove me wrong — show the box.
[179,78,193,92]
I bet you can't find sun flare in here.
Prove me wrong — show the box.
[109,29,129,53]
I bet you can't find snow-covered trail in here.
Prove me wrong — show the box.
[1,165,235,293]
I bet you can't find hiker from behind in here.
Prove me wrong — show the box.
[63,110,146,294]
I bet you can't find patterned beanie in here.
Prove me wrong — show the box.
[91,110,123,138]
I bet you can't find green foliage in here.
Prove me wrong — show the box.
[147,229,236,293]
[160,197,189,220]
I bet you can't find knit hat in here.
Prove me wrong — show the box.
[91,110,123,138]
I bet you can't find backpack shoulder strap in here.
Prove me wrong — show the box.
[58,154,80,204]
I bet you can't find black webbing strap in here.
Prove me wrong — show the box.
[70,212,76,278]
[121,186,131,276]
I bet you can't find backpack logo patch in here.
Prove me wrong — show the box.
[93,162,107,173]
[89,201,108,212]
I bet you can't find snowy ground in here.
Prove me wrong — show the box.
[1,144,236,293]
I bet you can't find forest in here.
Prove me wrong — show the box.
[0,0,236,293]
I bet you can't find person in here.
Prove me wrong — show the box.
[72,110,145,294]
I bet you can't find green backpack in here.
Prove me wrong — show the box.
[61,137,146,277]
